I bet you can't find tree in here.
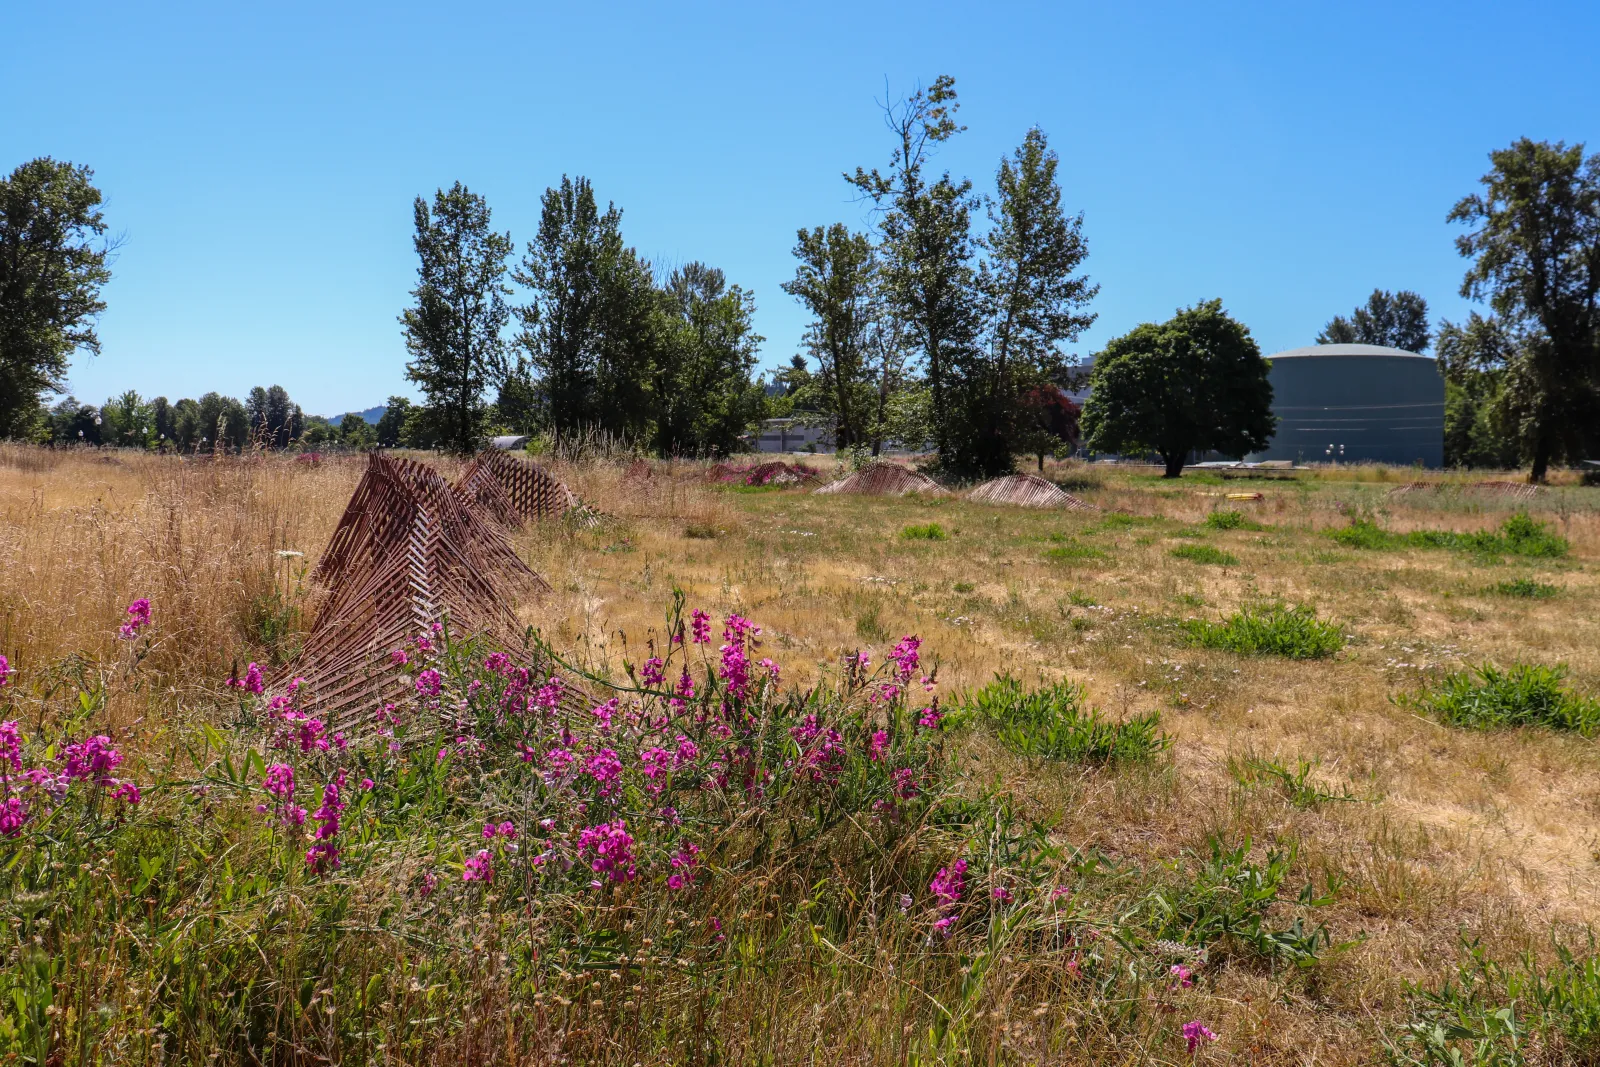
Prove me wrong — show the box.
[512,176,656,439]
[782,224,877,449]
[150,396,175,448]
[958,126,1098,474]
[338,413,377,450]
[1449,138,1600,482]
[1081,300,1275,478]
[45,395,100,444]
[1317,289,1432,353]
[0,158,115,438]
[246,384,303,448]
[650,263,765,456]
[171,397,202,450]
[1437,314,1520,469]
[847,75,981,467]
[101,390,152,448]
[195,392,249,452]
[401,182,513,453]
[375,396,411,447]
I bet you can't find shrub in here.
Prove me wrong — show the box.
[1170,544,1239,566]
[1487,578,1558,599]
[1400,663,1600,736]
[957,675,1168,764]
[901,522,948,541]
[683,522,719,539]
[1183,604,1344,659]
[1328,513,1569,559]
[1228,755,1356,808]
[1203,509,1258,531]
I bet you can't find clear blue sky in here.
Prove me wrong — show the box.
[6,0,1597,416]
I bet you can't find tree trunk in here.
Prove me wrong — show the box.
[1037,452,1045,473]
[1162,452,1185,478]
[1529,438,1551,484]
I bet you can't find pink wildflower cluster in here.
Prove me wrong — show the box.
[482,820,517,841]
[260,762,306,827]
[1182,1020,1217,1053]
[62,735,123,784]
[0,720,141,836]
[305,772,346,873]
[577,819,637,883]
[463,849,494,883]
[0,653,12,687]
[690,609,711,644]
[640,656,665,686]
[667,841,700,889]
[415,668,443,697]
[226,662,265,694]
[118,598,151,640]
[1171,963,1195,989]
[929,858,967,936]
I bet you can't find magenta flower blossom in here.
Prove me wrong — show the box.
[1171,963,1195,989]
[62,735,122,784]
[930,858,967,909]
[227,661,266,694]
[0,720,21,773]
[480,820,517,841]
[690,609,711,644]
[590,698,618,732]
[484,652,510,674]
[577,819,637,882]
[113,781,141,804]
[674,734,699,766]
[640,656,665,686]
[390,648,410,667]
[667,841,700,889]
[991,885,1012,904]
[867,729,888,762]
[361,777,374,790]
[0,653,11,688]
[463,848,494,883]
[916,705,943,730]
[420,870,439,896]
[892,767,918,799]
[264,762,295,799]
[415,668,443,696]
[0,796,27,838]
[118,598,151,639]
[889,635,921,681]
[533,676,565,713]
[415,633,434,654]
[1182,1020,1217,1053]
[585,748,624,797]
[305,774,346,873]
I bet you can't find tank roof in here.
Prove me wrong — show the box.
[1268,343,1430,360]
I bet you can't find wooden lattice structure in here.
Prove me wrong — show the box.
[277,453,549,727]
[457,450,583,527]
[814,462,945,497]
[966,473,1100,510]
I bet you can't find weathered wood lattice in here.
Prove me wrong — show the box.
[457,450,584,527]
[967,473,1100,510]
[277,453,549,727]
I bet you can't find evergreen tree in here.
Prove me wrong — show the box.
[1317,289,1432,353]
[0,159,114,439]
[400,182,513,453]
[1449,138,1600,482]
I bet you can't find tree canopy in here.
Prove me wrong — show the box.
[1080,300,1275,478]
[0,158,114,438]
[1317,289,1432,353]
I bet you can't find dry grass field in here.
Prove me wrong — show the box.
[2,442,1599,1065]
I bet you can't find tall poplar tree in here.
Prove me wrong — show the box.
[400,182,513,452]
[781,224,876,449]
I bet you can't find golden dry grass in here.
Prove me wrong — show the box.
[3,443,1599,1063]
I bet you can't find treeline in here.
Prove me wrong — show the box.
[36,385,375,452]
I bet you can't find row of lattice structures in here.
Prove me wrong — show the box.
[277,452,577,729]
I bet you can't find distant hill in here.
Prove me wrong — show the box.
[317,405,386,425]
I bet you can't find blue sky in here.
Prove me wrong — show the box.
[6,0,1597,416]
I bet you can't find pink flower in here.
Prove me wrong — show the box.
[585,748,624,797]
[690,609,711,644]
[360,777,374,791]
[118,598,151,639]
[420,870,438,896]
[577,819,636,882]
[1,796,29,837]
[867,729,888,761]
[930,858,966,909]
[0,720,21,773]
[991,885,1011,904]
[590,699,618,732]
[889,635,921,681]
[113,781,141,804]
[263,762,295,799]
[482,820,517,841]
[674,735,699,766]
[0,653,11,688]
[415,634,434,654]
[463,848,494,882]
[891,767,918,800]
[305,774,346,873]
[916,705,943,730]
[1182,1020,1217,1053]
[1171,964,1195,989]
[390,648,410,667]
[61,735,122,784]
[415,669,443,697]
[640,657,665,686]
[484,652,510,674]
[667,841,700,890]
[227,662,266,694]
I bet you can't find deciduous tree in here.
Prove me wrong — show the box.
[1081,300,1275,478]
[1317,289,1432,353]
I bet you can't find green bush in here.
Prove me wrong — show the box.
[1486,578,1558,599]
[1183,603,1345,659]
[1328,513,1569,558]
[1203,509,1258,531]
[958,675,1168,764]
[1400,663,1600,736]
[901,522,948,541]
[1170,544,1239,566]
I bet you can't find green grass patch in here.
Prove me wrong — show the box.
[1229,755,1356,808]
[1170,544,1239,566]
[1399,663,1600,736]
[900,522,948,541]
[1486,577,1559,599]
[958,675,1168,764]
[952,581,975,593]
[1204,509,1260,531]
[683,522,720,539]
[1329,513,1569,558]
[1183,603,1345,659]
[1044,537,1108,564]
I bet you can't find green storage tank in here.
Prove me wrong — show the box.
[1249,344,1444,467]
